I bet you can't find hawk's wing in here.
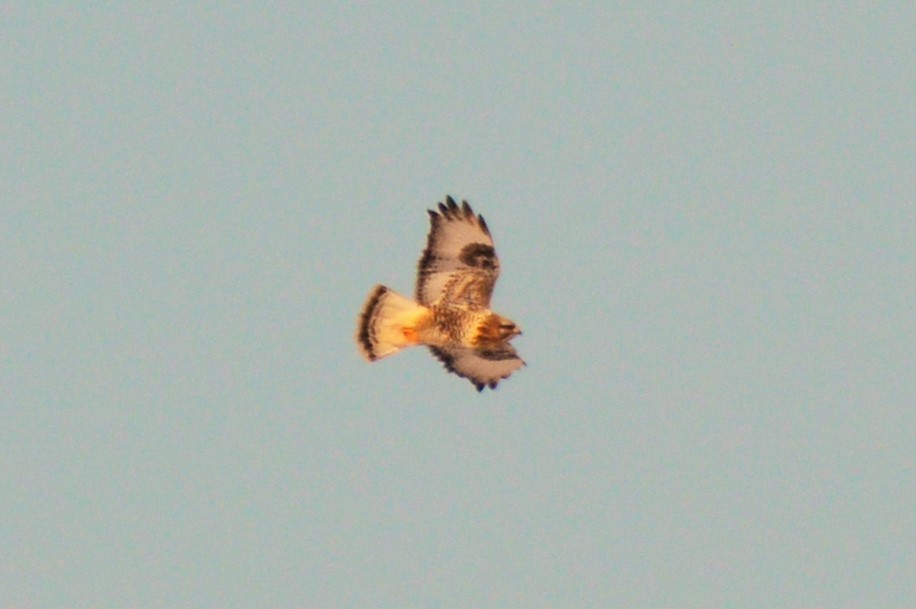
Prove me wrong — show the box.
[429,344,525,392]
[416,196,499,309]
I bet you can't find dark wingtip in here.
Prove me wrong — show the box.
[475,382,485,392]
[434,196,483,225]
[477,214,490,235]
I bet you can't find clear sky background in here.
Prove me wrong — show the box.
[2,4,913,608]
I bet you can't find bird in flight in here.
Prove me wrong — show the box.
[356,196,525,391]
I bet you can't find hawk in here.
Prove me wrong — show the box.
[356,196,525,391]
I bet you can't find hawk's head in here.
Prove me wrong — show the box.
[476,314,522,344]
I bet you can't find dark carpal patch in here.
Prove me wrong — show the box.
[459,243,497,270]
[475,344,520,361]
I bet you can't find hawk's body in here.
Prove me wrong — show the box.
[356,197,525,391]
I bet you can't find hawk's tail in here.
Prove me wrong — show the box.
[356,285,429,361]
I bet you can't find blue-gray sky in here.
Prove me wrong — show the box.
[3,4,914,608]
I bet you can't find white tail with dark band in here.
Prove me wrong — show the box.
[356,285,429,361]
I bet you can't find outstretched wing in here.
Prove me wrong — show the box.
[416,196,499,309]
[429,344,525,392]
